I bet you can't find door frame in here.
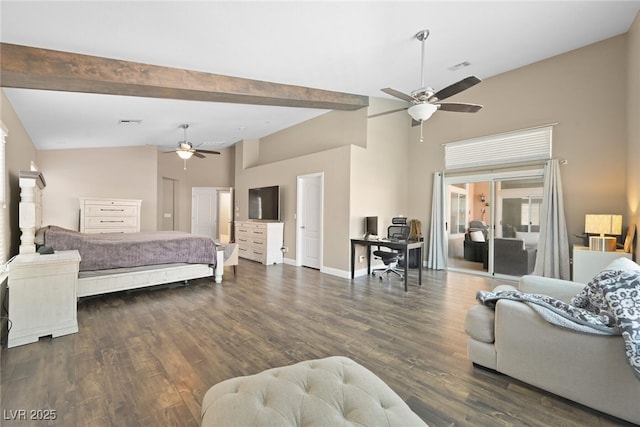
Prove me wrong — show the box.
[296,172,324,269]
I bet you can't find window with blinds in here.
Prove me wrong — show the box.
[444,125,553,170]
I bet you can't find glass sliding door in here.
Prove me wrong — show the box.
[493,178,543,276]
[446,181,491,273]
[445,169,543,277]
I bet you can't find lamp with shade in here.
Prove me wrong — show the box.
[584,214,622,251]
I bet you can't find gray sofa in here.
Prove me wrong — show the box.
[465,269,640,424]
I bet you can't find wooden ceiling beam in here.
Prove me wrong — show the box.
[0,43,369,111]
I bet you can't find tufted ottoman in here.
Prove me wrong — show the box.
[201,356,428,427]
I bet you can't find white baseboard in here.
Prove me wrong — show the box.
[283,256,297,266]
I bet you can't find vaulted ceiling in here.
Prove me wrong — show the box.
[1,1,639,152]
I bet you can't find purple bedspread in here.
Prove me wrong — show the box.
[43,225,217,271]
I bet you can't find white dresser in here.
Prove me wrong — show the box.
[79,197,142,233]
[235,221,284,265]
[573,245,632,283]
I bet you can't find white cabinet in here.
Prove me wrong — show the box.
[572,245,632,284]
[8,250,81,348]
[80,197,141,233]
[235,221,284,265]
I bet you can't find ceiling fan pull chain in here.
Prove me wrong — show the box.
[419,121,424,143]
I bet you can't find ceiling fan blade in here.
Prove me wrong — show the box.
[196,149,221,155]
[192,152,206,159]
[367,107,408,119]
[381,88,416,103]
[430,76,481,102]
[438,102,483,113]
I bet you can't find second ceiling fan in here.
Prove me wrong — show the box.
[378,29,483,141]
[165,124,221,169]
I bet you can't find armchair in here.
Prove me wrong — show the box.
[493,237,536,275]
[463,221,488,263]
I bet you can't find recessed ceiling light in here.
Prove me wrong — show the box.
[448,61,471,71]
[118,119,142,125]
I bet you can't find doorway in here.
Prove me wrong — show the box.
[296,173,323,270]
[161,177,177,231]
[191,187,234,241]
[445,169,543,277]
[217,189,233,243]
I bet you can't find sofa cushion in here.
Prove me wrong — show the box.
[464,305,495,343]
[604,257,640,273]
[469,230,485,242]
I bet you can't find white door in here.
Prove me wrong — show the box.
[161,177,176,231]
[192,187,217,238]
[297,173,323,269]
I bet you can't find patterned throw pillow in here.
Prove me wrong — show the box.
[571,269,621,314]
[601,271,640,379]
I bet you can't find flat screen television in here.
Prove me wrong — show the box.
[249,185,280,221]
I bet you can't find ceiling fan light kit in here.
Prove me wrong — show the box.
[408,103,438,122]
[380,29,483,141]
[176,150,193,160]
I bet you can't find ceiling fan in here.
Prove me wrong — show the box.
[165,124,221,169]
[378,29,483,141]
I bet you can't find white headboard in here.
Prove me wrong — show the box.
[18,170,46,254]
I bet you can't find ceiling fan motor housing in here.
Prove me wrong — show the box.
[410,87,435,102]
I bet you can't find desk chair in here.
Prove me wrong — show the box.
[372,224,410,280]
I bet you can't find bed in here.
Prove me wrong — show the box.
[18,170,224,298]
[39,225,224,297]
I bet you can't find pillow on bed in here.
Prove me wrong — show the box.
[35,227,47,246]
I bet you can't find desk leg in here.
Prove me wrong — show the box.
[403,248,409,292]
[366,245,371,275]
[418,246,423,286]
[351,242,356,279]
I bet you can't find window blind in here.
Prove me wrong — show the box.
[444,125,553,170]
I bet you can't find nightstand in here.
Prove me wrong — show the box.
[8,250,81,348]
[572,245,631,284]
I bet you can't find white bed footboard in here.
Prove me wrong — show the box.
[77,249,225,298]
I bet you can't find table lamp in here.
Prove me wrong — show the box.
[584,214,622,251]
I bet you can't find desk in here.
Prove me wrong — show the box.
[350,238,423,291]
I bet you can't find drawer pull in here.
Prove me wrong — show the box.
[100,220,125,223]
[100,208,125,212]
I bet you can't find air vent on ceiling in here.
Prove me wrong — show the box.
[118,119,142,125]
[448,61,471,72]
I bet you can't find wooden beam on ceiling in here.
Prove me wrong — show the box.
[0,43,369,111]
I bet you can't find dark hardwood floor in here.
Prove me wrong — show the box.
[1,261,635,427]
